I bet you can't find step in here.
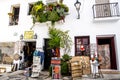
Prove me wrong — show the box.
[100,69,120,74]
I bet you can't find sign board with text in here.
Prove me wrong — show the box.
[24,31,34,39]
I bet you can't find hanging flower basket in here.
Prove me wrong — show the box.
[31,1,69,25]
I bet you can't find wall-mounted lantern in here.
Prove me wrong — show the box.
[34,33,37,39]
[74,0,81,19]
[20,34,23,40]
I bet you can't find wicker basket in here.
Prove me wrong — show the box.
[3,56,13,64]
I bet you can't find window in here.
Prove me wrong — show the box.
[9,4,20,26]
[28,3,34,15]
[75,36,90,56]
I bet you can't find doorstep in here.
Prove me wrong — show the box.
[100,69,120,74]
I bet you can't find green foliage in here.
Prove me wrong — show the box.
[38,13,48,22]
[31,1,69,25]
[48,54,71,76]
[60,4,69,12]
[47,11,60,22]
[48,26,61,48]
[62,54,71,61]
[48,26,72,54]
[61,54,71,76]
[31,1,45,16]
[61,61,69,75]
[49,66,52,76]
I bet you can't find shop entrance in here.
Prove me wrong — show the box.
[97,35,117,69]
[22,41,36,67]
[43,39,52,70]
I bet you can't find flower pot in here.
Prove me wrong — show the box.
[55,48,60,57]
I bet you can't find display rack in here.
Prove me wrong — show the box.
[31,56,41,77]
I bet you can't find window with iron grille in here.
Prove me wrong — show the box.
[75,36,90,56]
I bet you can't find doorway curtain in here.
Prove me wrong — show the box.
[98,44,111,69]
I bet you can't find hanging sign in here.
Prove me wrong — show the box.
[24,31,34,39]
[51,57,61,79]
[51,57,61,65]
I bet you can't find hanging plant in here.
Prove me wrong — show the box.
[31,1,69,26]
[47,10,60,25]
[31,1,45,23]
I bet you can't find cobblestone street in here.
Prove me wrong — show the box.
[0,70,120,80]
[0,70,51,80]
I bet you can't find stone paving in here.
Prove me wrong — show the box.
[0,70,120,80]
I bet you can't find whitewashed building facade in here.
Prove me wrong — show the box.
[0,0,120,71]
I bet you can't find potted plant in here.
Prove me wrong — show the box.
[61,54,71,76]
[49,54,71,76]
[48,26,72,57]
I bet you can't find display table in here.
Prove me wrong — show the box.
[31,56,41,77]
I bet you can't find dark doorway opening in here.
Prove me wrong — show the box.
[43,39,52,70]
[97,36,117,69]
[22,41,36,67]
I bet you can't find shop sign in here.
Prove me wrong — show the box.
[24,31,34,39]
[51,57,61,79]
[51,57,61,65]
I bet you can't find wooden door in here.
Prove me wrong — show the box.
[97,36,117,69]
[98,44,111,69]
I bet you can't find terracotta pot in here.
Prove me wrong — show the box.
[55,48,60,57]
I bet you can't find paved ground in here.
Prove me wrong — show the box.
[0,70,120,80]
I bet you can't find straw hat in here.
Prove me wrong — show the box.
[14,53,20,60]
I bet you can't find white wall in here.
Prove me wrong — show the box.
[0,0,120,70]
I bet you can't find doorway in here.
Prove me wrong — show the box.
[43,39,53,70]
[22,41,36,67]
[97,35,117,69]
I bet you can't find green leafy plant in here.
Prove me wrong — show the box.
[62,54,71,61]
[48,26,72,54]
[49,65,52,76]
[31,1,45,23]
[61,54,71,75]
[31,1,69,25]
